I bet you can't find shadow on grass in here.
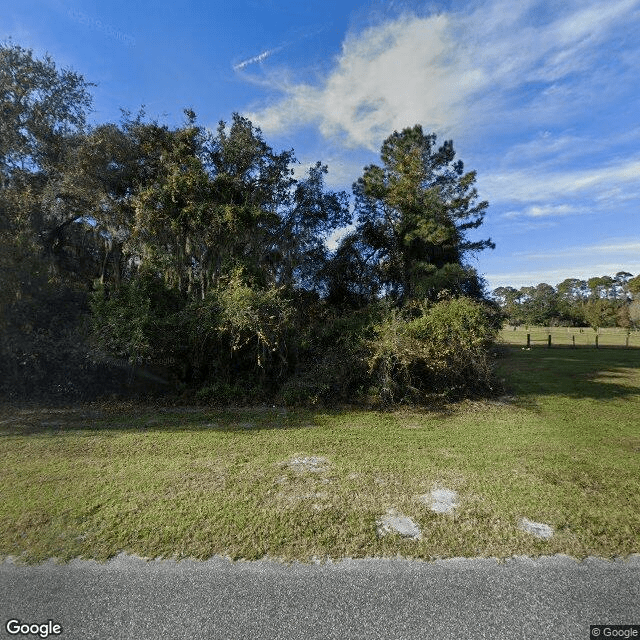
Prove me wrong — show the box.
[495,345,640,402]
[0,401,441,437]
[2,346,638,435]
[0,403,314,436]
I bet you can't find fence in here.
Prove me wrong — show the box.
[500,326,640,349]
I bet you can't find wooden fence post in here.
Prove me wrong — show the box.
[627,333,630,348]
[572,335,575,348]
[548,334,551,348]
[595,335,599,349]
[527,333,530,348]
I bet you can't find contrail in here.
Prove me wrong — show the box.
[233,47,281,71]
[232,25,329,72]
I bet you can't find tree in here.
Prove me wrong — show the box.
[0,42,93,183]
[491,286,523,324]
[130,112,302,298]
[276,161,350,292]
[583,298,618,329]
[614,271,633,300]
[627,275,640,298]
[556,278,589,302]
[66,115,148,292]
[517,283,558,325]
[131,114,219,297]
[321,230,382,308]
[89,112,353,390]
[587,276,615,300]
[1,42,504,406]
[0,42,106,400]
[629,300,640,329]
[343,125,493,306]
[554,278,588,325]
[1,42,95,290]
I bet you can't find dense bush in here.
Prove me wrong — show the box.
[88,270,185,376]
[0,283,148,402]
[274,302,385,406]
[366,296,500,404]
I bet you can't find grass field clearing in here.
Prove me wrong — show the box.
[1,347,638,564]
[500,325,640,348]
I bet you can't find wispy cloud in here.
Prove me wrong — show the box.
[503,204,581,219]
[485,262,640,289]
[513,241,640,260]
[485,238,640,288]
[244,0,640,150]
[484,158,640,205]
[486,263,640,289]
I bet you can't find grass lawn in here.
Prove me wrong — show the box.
[1,346,638,564]
[500,325,640,348]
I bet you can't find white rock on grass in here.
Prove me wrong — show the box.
[376,509,422,540]
[431,488,458,513]
[284,456,329,472]
[519,517,554,539]
[419,488,458,513]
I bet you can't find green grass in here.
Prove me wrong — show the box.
[1,346,639,564]
[500,325,640,348]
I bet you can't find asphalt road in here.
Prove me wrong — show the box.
[1,553,638,640]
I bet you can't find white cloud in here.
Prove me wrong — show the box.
[244,0,640,150]
[485,238,640,288]
[502,133,583,164]
[503,204,581,219]
[483,158,640,204]
[246,13,473,149]
[513,241,640,260]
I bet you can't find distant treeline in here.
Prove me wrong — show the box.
[491,273,640,329]
[1,43,502,405]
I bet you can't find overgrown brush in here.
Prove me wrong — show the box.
[366,296,500,404]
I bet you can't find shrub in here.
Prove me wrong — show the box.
[88,270,185,370]
[277,303,384,406]
[0,283,144,402]
[195,381,248,405]
[213,268,293,384]
[366,296,499,404]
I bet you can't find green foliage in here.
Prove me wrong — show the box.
[627,275,640,297]
[275,303,384,406]
[2,43,503,407]
[343,125,494,306]
[629,300,640,329]
[367,296,499,404]
[88,270,184,368]
[208,268,293,383]
[583,298,620,330]
[0,42,93,178]
[194,381,253,405]
[493,273,636,329]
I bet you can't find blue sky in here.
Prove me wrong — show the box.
[3,0,639,291]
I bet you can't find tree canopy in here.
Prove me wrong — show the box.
[492,271,638,329]
[1,42,500,406]
[333,125,494,307]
